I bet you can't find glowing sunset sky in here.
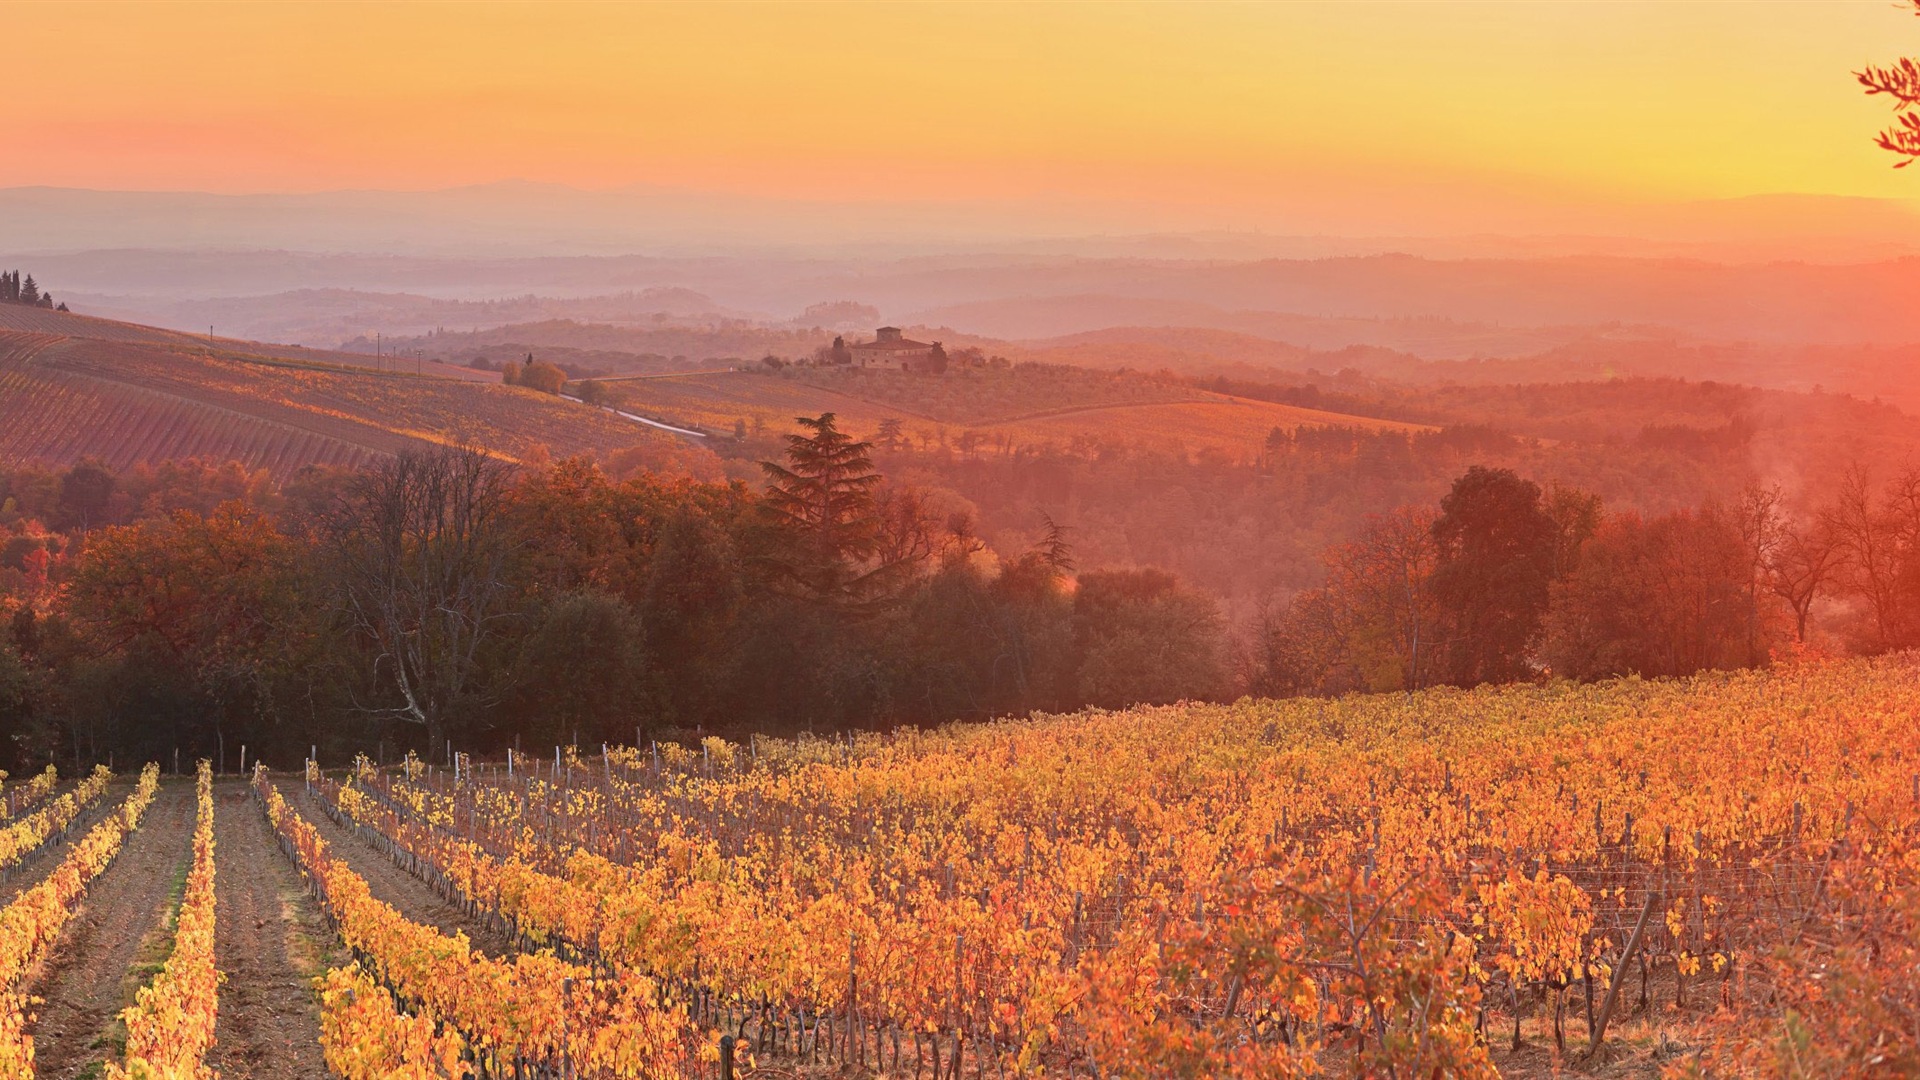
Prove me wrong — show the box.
[3,1,1916,235]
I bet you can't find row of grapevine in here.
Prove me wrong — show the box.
[109,761,218,1080]
[0,769,57,824]
[256,774,699,1079]
[347,656,1920,1074]
[318,964,470,1080]
[321,767,924,1075]
[0,766,112,877]
[0,764,160,1078]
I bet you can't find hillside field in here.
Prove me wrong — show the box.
[3,656,1914,1077]
[0,314,718,478]
[0,303,490,380]
[607,366,1425,453]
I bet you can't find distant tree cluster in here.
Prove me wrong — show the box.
[796,300,881,328]
[0,420,1226,773]
[1251,460,1920,696]
[0,271,64,311]
[500,352,567,394]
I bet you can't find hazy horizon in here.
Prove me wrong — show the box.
[6,2,1920,261]
[8,181,1920,263]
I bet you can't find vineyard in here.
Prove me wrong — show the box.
[606,368,1422,454]
[0,656,1915,1077]
[0,325,719,479]
[0,304,492,380]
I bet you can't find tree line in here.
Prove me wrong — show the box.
[3,424,1913,775]
[500,352,568,394]
[0,271,64,311]
[1250,464,1920,695]
[0,416,1224,773]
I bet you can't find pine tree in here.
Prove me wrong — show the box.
[1036,512,1076,574]
[759,413,889,604]
[0,271,16,304]
[19,276,39,305]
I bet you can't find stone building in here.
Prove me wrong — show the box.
[847,327,937,370]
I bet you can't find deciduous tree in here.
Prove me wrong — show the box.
[1073,568,1226,708]
[322,447,519,750]
[1544,507,1758,679]
[64,503,313,761]
[1429,466,1558,686]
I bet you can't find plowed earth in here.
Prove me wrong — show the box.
[207,783,333,1080]
[25,783,194,1080]
[296,787,517,957]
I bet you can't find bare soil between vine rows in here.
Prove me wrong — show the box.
[208,782,335,1080]
[296,786,518,956]
[26,782,194,1080]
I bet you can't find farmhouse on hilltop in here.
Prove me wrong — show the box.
[848,326,945,372]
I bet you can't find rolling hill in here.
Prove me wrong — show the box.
[604,364,1427,455]
[0,304,1429,483]
[0,307,719,479]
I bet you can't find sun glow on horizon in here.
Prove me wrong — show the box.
[2,1,1917,234]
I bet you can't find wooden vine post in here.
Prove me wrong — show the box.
[1588,889,1661,1059]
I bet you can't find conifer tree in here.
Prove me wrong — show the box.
[19,275,39,305]
[759,413,903,605]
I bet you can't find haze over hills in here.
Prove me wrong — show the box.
[10,295,1919,617]
[13,179,1920,484]
[9,184,1920,261]
[26,240,1920,353]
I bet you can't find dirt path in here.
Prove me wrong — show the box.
[296,788,517,956]
[26,781,195,1080]
[0,782,127,907]
[208,783,335,1080]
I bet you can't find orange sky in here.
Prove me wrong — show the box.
[3,1,1916,233]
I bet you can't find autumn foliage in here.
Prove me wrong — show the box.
[110,761,218,1080]
[276,655,1920,1076]
[0,765,159,1078]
